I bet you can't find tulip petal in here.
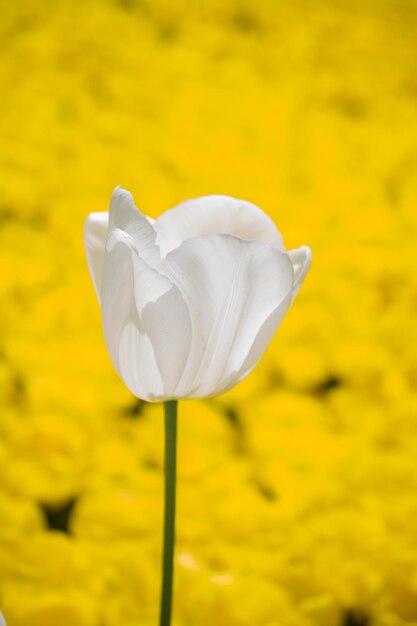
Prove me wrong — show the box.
[109,186,160,265]
[101,229,191,400]
[162,234,294,398]
[288,245,312,300]
[101,229,162,400]
[131,258,192,399]
[155,195,284,257]
[214,289,294,396]
[216,246,312,395]
[84,212,109,300]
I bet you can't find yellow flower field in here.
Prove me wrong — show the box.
[1,0,417,624]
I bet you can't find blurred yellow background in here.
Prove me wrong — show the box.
[1,0,417,624]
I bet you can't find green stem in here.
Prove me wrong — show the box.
[159,400,178,626]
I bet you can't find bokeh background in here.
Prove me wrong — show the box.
[1,0,417,624]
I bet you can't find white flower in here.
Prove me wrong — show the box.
[0,611,6,626]
[84,188,311,401]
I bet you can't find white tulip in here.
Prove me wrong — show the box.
[84,188,311,401]
[0,611,6,626]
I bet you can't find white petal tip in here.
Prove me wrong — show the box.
[300,245,312,266]
[111,185,131,202]
[288,245,312,296]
